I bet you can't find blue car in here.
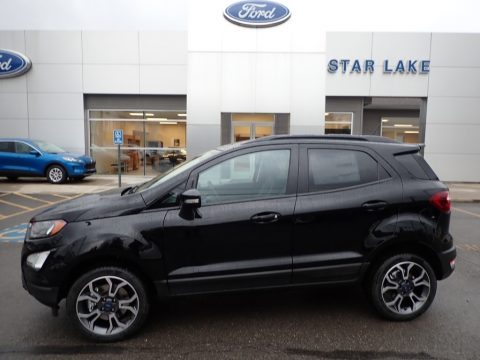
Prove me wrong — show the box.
[0,139,96,183]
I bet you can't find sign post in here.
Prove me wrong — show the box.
[113,129,124,188]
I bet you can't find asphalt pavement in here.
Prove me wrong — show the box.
[0,194,479,359]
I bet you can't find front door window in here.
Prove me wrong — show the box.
[197,149,290,205]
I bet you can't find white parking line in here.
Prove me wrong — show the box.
[452,206,480,219]
[13,192,53,204]
[0,199,32,211]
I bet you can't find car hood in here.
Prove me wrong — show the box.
[31,191,146,223]
[49,152,94,163]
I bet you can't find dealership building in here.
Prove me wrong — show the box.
[1,1,480,181]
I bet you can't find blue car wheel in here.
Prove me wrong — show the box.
[47,165,66,184]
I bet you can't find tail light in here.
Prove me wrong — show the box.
[430,191,451,213]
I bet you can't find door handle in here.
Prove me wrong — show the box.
[251,212,280,224]
[362,201,388,211]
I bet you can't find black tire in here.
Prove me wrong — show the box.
[46,165,66,184]
[66,267,150,342]
[7,176,18,181]
[369,253,437,321]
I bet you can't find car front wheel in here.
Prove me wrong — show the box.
[46,165,66,184]
[370,254,437,321]
[66,267,150,342]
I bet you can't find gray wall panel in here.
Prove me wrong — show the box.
[326,97,363,134]
[84,95,186,111]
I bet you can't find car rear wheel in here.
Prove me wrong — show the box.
[369,254,437,321]
[7,176,18,181]
[66,267,150,342]
[46,165,66,184]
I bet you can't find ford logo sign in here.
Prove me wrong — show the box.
[0,49,32,79]
[224,1,291,28]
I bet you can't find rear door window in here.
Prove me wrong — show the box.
[0,142,15,153]
[308,149,387,192]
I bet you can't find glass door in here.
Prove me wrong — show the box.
[231,113,274,143]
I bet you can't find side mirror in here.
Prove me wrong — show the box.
[29,150,40,156]
[179,189,202,220]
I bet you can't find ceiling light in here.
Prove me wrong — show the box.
[178,113,187,117]
[129,112,143,116]
[159,121,178,125]
[147,118,168,121]
[404,131,419,134]
[145,113,154,117]
[394,124,413,127]
[382,119,389,123]
[325,113,330,116]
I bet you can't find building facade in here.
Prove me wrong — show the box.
[0,2,480,181]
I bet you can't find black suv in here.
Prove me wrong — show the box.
[22,135,456,341]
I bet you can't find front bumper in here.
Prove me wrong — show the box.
[64,161,96,177]
[21,243,63,308]
[22,271,60,307]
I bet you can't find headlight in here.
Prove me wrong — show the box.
[62,156,82,163]
[26,250,51,270]
[29,220,67,239]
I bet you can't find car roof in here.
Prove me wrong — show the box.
[0,138,37,143]
[235,135,422,155]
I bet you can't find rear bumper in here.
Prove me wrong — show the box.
[438,245,456,280]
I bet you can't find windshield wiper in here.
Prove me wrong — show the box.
[121,185,139,196]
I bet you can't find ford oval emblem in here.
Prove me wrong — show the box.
[224,1,291,28]
[0,49,32,79]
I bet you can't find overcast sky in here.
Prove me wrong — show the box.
[0,0,478,32]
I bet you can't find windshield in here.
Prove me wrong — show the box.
[33,140,66,154]
[136,149,222,192]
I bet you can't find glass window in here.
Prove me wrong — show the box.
[88,110,187,176]
[395,153,431,180]
[0,142,14,153]
[151,182,186,209]
[308,149,381,192]
[325,112,353,134]
[31,140,65,154]
[381,117,420,143]
[197,150,290,205]
[15,142,34,154]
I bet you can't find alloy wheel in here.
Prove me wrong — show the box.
[381,261,431,315]
[76,276,139,336]
[48,167,64,183]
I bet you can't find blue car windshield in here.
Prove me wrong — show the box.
[33,140,66,154]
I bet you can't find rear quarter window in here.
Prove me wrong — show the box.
[394,153,438,180]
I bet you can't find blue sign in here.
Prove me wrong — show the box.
[113,129,124,145]
[327,59,430,75]
[0,49,32,79]
[224,1,291,27]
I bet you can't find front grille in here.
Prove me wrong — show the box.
[85,161,96,170]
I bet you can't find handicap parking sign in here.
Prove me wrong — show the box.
[113,129,124,145]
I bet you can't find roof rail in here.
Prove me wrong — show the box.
[252,134,399,144]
